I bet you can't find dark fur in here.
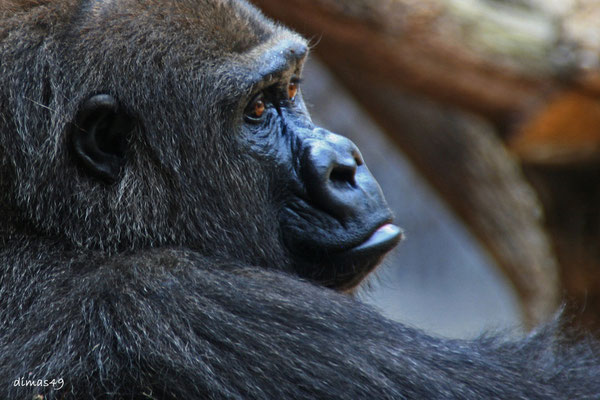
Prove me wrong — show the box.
[0,1,599,399]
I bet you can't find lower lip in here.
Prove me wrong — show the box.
[352,223,403,255]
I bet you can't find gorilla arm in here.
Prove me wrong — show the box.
[1,242,597,400]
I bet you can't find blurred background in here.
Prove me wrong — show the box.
[251,0,600,338]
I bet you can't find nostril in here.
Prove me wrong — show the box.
[329,163,357,187]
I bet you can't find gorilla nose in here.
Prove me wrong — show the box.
[301,133,370,219]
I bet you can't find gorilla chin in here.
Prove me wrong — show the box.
[323,223,403,291]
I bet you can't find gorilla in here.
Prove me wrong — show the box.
[0,0,598,399]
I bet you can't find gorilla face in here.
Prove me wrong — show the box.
[2,0,400,291]
[238,40,402,289]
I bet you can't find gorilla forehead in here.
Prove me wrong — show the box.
[2,0,295,55]
[84,0,282,54]
[2,0,307,96]
[76,0,308,100]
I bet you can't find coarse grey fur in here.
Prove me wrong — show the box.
[0,0,599,399]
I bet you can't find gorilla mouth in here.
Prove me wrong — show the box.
[315,222,403,291]
[349,223,403,257]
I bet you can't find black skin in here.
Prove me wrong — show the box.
[0,1,598,399]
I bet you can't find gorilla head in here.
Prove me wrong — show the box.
[1,0,401,291]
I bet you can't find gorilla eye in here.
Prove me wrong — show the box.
[245,94,267,123]
[288,82,298,100]
[254,99,265,117]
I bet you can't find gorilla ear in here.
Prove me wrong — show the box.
[70,94,134,183]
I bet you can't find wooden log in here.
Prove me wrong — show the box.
[251,0,598,121]
[509,91,600,165]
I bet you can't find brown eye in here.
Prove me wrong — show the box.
[288,82,298,100]
[245,94,267,123]
[253,99,265,118]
